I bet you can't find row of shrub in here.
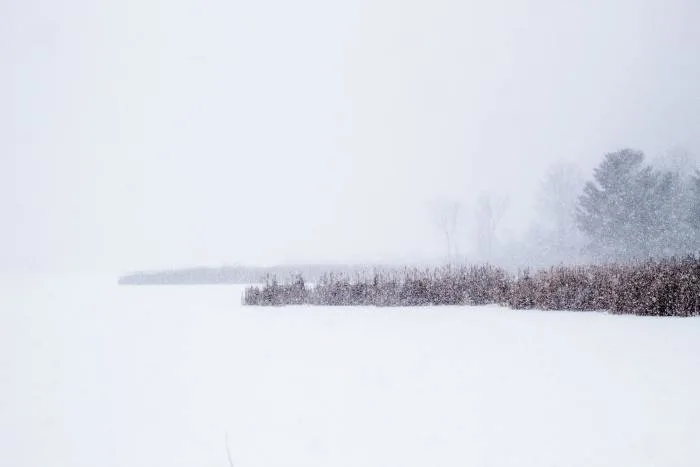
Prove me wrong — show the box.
[242,257,700,316]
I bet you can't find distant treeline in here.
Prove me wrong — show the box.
[243,257,700,316]
[439,148,700,269]
[118,264,396,285]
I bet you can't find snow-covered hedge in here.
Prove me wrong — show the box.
[243,257,700,316]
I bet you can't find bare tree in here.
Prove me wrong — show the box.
[432,200,462,262]
[535,162,585,259]
[475,192,509,261]
[651,146,698,174]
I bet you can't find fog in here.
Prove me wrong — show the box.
[2,0,699,274]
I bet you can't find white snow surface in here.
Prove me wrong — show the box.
[2,276,700,467]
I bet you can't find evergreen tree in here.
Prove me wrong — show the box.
[689,171,700,235]
[577,149,667,261]
[656,170,698,256]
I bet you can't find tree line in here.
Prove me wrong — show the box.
[436,148,700,266]
[577,149,700,262]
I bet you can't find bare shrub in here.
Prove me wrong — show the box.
[242,257,700,316]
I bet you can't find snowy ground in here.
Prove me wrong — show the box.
[2,277,700,467]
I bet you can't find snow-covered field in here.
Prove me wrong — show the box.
[2,277,700,467]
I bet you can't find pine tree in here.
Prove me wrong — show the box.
[689,171,700,239]
[577,149,666,261]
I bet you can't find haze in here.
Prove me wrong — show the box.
[2,0,699,274]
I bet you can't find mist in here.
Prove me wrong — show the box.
[6,4,700,466]
[2,0,699,274]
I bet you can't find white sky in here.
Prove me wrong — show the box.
[2,0,699,273]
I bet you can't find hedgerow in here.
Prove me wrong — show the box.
[243,257,700,316]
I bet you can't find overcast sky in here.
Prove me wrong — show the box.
[2,0,699,273]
